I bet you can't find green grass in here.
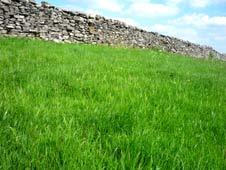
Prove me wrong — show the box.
[0,37,226,170]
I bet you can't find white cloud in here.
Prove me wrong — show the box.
[86,9,102,16]
[173,13,226,27]
[114,17,138,26]
[93,0,123,12]
[189,0,226,8]
[59,4,83,12]
[127,1,179,18]
[210,16,226,25]
[213,35,226,41]
[167,0,226,8]
[67,0,123,12]
[189,0,210,8]
[167,0,183,5]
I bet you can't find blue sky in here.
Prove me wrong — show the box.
[36,0,226,53]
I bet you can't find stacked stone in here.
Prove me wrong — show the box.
[0,0,224,60]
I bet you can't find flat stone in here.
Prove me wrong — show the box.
[53,20,60,24]
[14,15,25,19]
[6,25,15,29]
[29,29,38,33]
[1,0,11,4]
[75,33,83,38]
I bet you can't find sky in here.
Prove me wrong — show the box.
[36,0,226,53]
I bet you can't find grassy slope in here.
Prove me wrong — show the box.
[0,37,226,169]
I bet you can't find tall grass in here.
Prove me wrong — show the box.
[0,37,226,169]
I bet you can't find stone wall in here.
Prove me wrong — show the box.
[0,0,225,60]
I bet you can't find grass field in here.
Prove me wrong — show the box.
[0,37,226,169]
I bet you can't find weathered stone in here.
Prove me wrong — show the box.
[1,0,11,4]
[0,30,7,34]
[29,29,38,33]
[75,33,83,38]
[14,15,25,19]
[171,48,177,53]
[17,0,35,3]
[53,20,61,24]
[6,25,15,29]
[66,25,73,31]
[0,9,4,15]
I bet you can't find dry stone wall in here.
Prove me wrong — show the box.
[0,0,225,60]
